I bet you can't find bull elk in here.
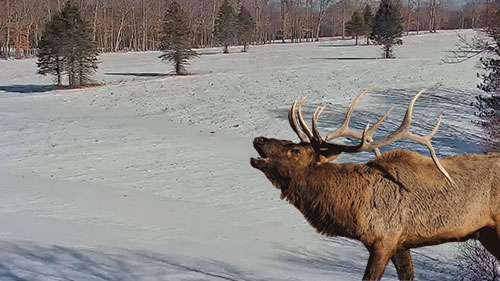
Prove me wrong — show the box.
[250,88,500,280]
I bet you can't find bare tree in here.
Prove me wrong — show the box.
[315,0,333,41]
[416,0,420,33]
[1,0,495,59]
[5,0,11,59]
[429,0,437,32]
[443,33,495,64]
[406,0,414,35]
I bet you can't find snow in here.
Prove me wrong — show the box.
[0,30,485,280]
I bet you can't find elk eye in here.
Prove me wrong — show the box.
[291,149,301,156]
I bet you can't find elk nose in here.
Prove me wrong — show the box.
[254,137,266,144]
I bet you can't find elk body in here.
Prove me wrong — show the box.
[250,89,500,280]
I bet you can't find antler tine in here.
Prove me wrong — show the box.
[288,99,310,143]
[401,89,427,128]
[368,107,394,135]
[325,86,375,141]
[405,115,452,182]
[322,86,388,157]
[425,114,442,140]
[298,98,314,139]
[312,105,326,143]
[366,106,394,157]
[358,89,428,148]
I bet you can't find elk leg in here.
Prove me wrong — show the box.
[391,249,414,281]
[362,242,395,281]
[478,227,500,261]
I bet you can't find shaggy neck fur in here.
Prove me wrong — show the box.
[267,161,376,239]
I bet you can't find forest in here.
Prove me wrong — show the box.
[0,0,498,59]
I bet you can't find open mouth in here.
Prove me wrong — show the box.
[250,137,269,169]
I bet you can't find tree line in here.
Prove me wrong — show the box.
[35,0,255,86]
[2,0,499,59]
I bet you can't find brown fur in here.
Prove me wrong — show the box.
[250,137,500,281]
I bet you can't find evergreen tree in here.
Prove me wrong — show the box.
[370,0,404,58]
[62,3,98,86]
[346,11,364,45]
[37,13,66,86]
[214,0,236,54]
[236,5,255,52]
[159,1,198,74]
[474,11,500,150]
[37,1,98,87]
[363,5,374,45]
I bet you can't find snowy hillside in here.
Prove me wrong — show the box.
[0,30,484,280]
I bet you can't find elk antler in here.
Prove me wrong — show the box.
[318,89,453,183]
[319,86,394,157]
[289,87,392,156]
[288,87,391,147]
[288,99,311,143]
[288,97,325,144]
[357,89,452,182]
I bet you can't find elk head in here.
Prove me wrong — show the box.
[250,87,453,186]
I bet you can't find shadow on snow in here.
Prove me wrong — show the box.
[277,238,460,281]
[104,72,171,77]
[0,240,281,281]
[318,44,369,48]
[0,85,54,94]
[311,57,379,60]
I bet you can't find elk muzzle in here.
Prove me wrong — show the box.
[250,137,271,170]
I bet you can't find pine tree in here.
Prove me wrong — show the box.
[236,5,255,52]
[62,3,98,86]
[475,11,500,150]
[346,11,364,45]
[363,5,374,45]
[159,1,198,74]
[37,1,98,87]
[214,0,236,54]
[370,0,404,58]
[37,13,66,86]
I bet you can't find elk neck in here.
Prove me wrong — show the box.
[277,161,373,239]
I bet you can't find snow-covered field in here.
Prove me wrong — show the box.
[0,30,486,280]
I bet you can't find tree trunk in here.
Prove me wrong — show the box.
[176,61,181,74]
[79,61,84,86]
[355,35,358,45]
[341,3,346,40]
[281,0,287,43]
[315,21,321,42]
[331,12,335,37]
[5,0,10,59]
[93,1,99,41]
[210,0,218,47]
[416,0,420,34]
[407,0,411,35]
[429,0,436,33]
[56,57,62,86]
[114,11,127,52]
[68,67,73,87]
[485,0,489,27]
[142,0,147,51]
